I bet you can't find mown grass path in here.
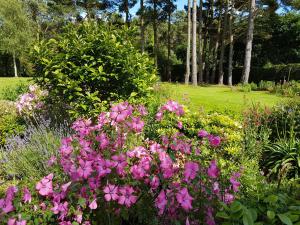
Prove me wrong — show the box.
[162,83,288,114]
[0,77,31,99]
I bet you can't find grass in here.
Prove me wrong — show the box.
[0,77,31,100]
[162,83,288,114]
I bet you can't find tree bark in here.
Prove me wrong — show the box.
[228,0,234,86]
[13,52,18,77]
[167,12,172,81]
[125,0,130,25]
[153,0,158,67]
[218,0,229,85]
[198,0,203,83]
[185,0,191,84]
[140,0,145,52]
[241,0,255,84]
[192,0,197,85]
[205,0,213,83]
[211,2,221,84]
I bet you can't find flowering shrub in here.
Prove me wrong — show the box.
[0,101,241,225]
[16,85,47,117]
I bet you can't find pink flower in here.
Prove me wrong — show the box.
[207,160,219,178]
[183,162,199,182]
[213,182,220,194]
[128,117,144,133]
[22,188,31,203]
[159,152,174,179]
[138,105,148,116]
[177,121,183,129]
[155,190,167,215]
[110,102,133,124]
[103,184,119,202]
[51,201,68,217]
[36,173,53,196]
[205,207,216,225]
[176,188,193,211]
[208,135,221,147]
[186,217,190,225]
[230,172,241,192]
[118,186,137,208]
[224,192,235,204]
[47,156,57,167]
[111,154,127,176]
[198,129,208,138]
[150,176,160,190]
[155,110,163,121]
[95,133,110,150]
[89,199,97,209]
[8,217,27,225]
[77,159,93,179]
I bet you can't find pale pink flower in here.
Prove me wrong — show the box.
[89,199,97,209]
[36,173,53,196]
[22,188,31,203]
[118,186,137,208]
[103,184,119,202]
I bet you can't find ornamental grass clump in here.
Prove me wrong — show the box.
[0,101,241,225]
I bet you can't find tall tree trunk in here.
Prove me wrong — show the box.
[202,29,208,82]
[228,0,234,86]
[211,3,221,84]
[153,0,158,67]
[192,0,197,85]
[125,0,130,25]
[185,0,191,84]
[205,0,213,83]
[241,0,255,84]
[218,0,229,85]
[140,0,145,52]
[13,52,18,77]
[167,12,172,81]
[198,0,203,83]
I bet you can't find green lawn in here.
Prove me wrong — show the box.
[0,77,31,99]
[162,83,288,114]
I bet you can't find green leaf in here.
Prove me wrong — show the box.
[216,211,230,219]
[231,201,243,213]
[243,208,254,225]
[78,197,86,208]
[277,214,293,225]
[267,210,276,220]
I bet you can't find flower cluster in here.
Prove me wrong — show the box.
[0,101,241,225]
[16,85,47,116]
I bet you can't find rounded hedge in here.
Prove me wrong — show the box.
[31,22,157,118]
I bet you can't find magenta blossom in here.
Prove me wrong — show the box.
[155,190,167,215]
[103,184,119,202]
[22,188,31,203]
[208,135,221,147]
[176,188,193,211]
[198,129,209,138]
[207,160,220,178]
[183,162,199,182]
[118,186,137,208]
[36,173,53,196]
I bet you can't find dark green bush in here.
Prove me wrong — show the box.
[268,100,300,141]
[232,64,300,83]
[31,22,158,118]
